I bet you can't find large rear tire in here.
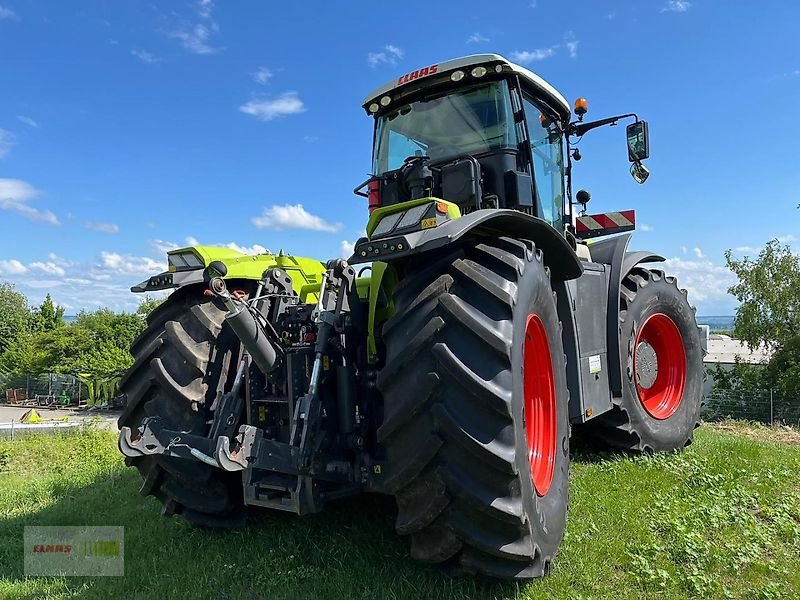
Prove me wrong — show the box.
[377,237,570,579]
[584,267,703,452]
[118,286,248,529]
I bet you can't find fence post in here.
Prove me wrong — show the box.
[26,374,30,399]
[769,389,774,425]
[10,419,14,441]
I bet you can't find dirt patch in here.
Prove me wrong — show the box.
[706,421,800,446]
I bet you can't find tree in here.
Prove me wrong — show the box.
[31,293,65,332]
[136,295,164,319]
[0,283,30,355]
[722,239,800,397]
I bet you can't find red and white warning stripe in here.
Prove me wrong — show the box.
[575,210,636,239]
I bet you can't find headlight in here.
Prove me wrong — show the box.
[369,200,459,240]
[168,251,204,271]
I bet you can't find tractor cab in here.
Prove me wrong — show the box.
[360,54,650,239]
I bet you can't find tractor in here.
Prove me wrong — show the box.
[118,53,703,579]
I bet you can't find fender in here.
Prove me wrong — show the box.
[351,208,583,281]
[588,233,665,397]
[130,246,327,303]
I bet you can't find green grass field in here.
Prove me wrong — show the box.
[0,424,798,600]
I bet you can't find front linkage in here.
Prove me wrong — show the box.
[120,258,385,515]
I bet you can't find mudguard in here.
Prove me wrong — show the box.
[350,208,583,281]
[588,233,665,397]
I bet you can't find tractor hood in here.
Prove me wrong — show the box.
[131,245,326,302]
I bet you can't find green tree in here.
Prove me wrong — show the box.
[721,239,800,397]
[0,283,30,355]
[31,293,65,332]
[136,295,164,319]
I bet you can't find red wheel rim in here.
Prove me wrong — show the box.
[634,313,686,420]
[523,314,557,497]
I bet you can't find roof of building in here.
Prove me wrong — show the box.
[704,334,771,365]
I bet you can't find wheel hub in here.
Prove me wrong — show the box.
[635,341,658,389]
[523,314,557,497]
[633,313,687,420]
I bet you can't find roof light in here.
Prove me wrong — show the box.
[471,66,487,78]
[368,103,379,114]
[495,65,503,73]
[380,95,391,107]
[573,97,589,118]
[450,70,465,82]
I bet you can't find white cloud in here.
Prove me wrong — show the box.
[251,204,341,233]
[0,5,16,20]
[167,0,220,55]
[639,224,654,232]
[0,178,59,225]
[131,48,161,63]
[99,251,165,275]
[693,247,705,259]
[0,128,15,159]
[510,48,556,64]
[85,221,120,233]
[252,67,273,84]
[29,261,66,277]
[662,256,737,307]
[197,0,214,19]
[239,92,305,121]
[340,240,356,258]
[777,233,797,244]
[367,45,404,68]
[0,259,27,275]
[170,23,218,54]
[16,115,38,128]
[150,239,181,254]
[662,0,691,12]
[733,245,760,255]
[47,253,77,268]
[564,31,579,59]
[467,32,489,44]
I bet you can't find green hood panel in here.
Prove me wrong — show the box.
[134,246,327,302]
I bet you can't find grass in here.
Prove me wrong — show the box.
[0,425,798,600]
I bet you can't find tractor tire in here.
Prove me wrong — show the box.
[585,267,703,452]
[377,237,570,580]
[118,285,248,529]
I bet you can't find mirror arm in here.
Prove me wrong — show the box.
[569,113,639,137]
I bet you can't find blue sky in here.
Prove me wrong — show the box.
[0,0,798,315]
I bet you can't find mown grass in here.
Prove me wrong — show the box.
[0,425,798,600]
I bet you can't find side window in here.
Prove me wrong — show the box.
[522,97,565,229]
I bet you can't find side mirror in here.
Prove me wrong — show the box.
[630,161,650,184]
[626,121,649,162]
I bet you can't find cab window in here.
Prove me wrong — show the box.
[522,97,565,229]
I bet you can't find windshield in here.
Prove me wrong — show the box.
[372,81,518,175]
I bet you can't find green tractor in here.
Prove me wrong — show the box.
[118,54,703,579]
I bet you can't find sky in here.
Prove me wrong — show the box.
[0,0,798,316]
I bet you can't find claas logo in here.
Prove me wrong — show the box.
[397,64,439,86]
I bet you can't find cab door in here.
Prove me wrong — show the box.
[522,96,566,229]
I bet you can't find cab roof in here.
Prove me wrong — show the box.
[363,53,571,121]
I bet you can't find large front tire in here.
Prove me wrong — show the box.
[377,237,570,579]
[584,268,703,451]
[118,286,248,528]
